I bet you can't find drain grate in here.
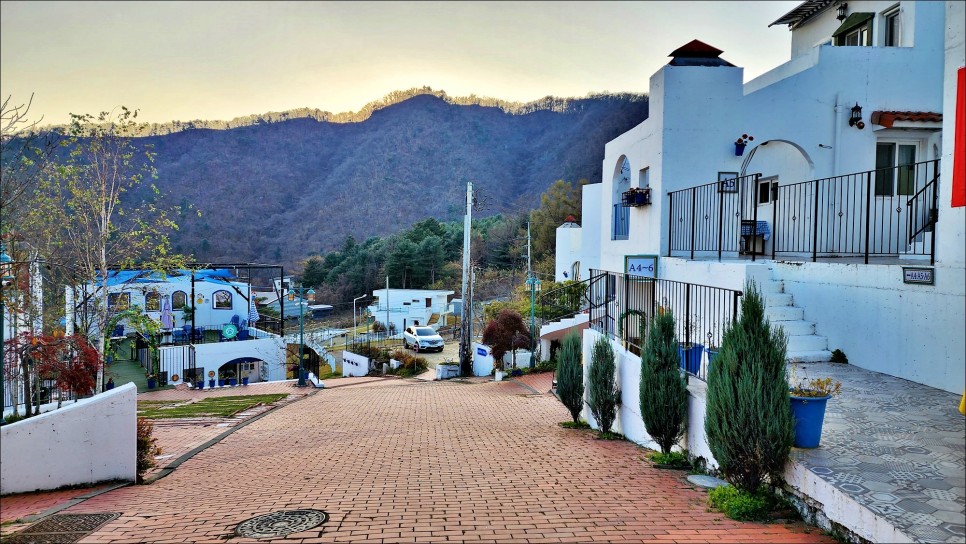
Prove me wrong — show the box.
[4,513,121,544]
[234,509,328,539]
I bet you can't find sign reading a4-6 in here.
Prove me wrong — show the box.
[625,255,658,279]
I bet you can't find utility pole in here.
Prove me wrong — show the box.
[525,222,540,360]
[459,182,473,376]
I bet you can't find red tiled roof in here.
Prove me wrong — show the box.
[669,40,724,58]
[870,111,943,128]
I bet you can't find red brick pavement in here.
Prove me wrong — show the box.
[52,378,831,543]
[1,484,111,524]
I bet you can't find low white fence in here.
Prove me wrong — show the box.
[342,351,370,377]
[1,383,137,494]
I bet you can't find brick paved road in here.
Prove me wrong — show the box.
[62,376,831,543]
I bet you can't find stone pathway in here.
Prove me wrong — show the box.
[789,363,965,543]
[38,376,833,543]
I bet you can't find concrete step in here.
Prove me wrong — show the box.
[766,305,804,321]
[786,350,833,363]
[764,292,794,307]
[787,334,828,353]
[772,320,816,336]
[759,279,784,294]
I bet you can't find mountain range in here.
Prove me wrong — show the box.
[126,88,650,269]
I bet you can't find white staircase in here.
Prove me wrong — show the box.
[899,231,932,261]
[759,278,831,363]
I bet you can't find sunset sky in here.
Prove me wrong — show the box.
[1,1,800,127]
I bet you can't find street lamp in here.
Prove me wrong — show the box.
[289,283,315,387]
[526,273,542,358]
[352,294,365,347]
[1,244,15,408]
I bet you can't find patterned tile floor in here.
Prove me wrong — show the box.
[790,363,966,543]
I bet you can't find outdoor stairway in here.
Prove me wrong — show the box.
[759,278,832,363]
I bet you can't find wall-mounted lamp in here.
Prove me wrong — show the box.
[848,103,864,129]
[837,3,848,21]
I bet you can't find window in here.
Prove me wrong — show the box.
[172,290,187,310]
[833,13,874,46]
[883,6,900,47]
[145,291,161,312]
[875,142,917,196]
[108,292,130,312]
[212,290,232,309]
[612,157,631,240]
[639,167,650,189]
[758,178,779,205]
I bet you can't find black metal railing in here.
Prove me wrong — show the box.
[587,270,742,381]
[668,173,762,260]
[537,277,593,324]
[3,377,77,411]
[667,160,941,264]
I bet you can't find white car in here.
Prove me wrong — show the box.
[403,326,444,353]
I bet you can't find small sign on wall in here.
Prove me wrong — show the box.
[902,266,935,285]
[625,255,658,279]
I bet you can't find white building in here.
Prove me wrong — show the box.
[366,288,454,334]
[554,0,963,393]
[67,269,287,386]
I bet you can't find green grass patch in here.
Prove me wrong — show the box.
[597,430,625,440]
[646,450,691,468]
[707,485,795,522]
[558,420,591,429]
[137,394,287,419]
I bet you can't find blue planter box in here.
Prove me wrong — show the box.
[678,343,704,375]
[790,394,831,448]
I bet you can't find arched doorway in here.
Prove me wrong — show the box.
[611,156,631,240]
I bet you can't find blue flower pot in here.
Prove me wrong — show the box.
[242,377,249,386]
[218,379,225,387]
[678,343,704,375]
[229,378,237,386]
[790,394,831,448]
[197,381,205,390]
[208,379,215,389]
[147,378,157,389]
[706,350,718,370]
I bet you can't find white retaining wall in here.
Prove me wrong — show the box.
[342,351,370,377]
[1,383,137,494]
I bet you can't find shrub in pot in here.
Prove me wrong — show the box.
[789,375,841,448]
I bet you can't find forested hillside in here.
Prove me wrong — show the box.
[127,89,648,267]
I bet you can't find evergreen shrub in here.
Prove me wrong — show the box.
[639,309,688,454]
[705,281,794,492]
[555,332,584,423]
[588,335,620,434]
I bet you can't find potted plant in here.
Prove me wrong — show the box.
[218,373,226,387]
[226,370,237,386]
[789,375,841,448]
[242,375,249,386]
[678,317,703,375]
[196,379,205,390]
[734,134,754,156]
[705,327,719,370]
[146,374,157,389]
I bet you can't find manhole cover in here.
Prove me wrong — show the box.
[234,509,328,539]
[5,513,120,544]
[687,474,728,489]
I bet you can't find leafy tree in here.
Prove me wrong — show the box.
[23,107,189,390]
[4,331,101,417]
[481,309,531,371]
[639,310,688,454]
[705,281,793,493]
[556,331,584,423]
[528,179,584,261]
[588,335,620,435]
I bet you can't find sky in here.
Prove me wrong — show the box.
[1,1,801,127]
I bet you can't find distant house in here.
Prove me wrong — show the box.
[366,288,454,333]
[66,269,288,386]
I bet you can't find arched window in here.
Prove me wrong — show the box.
[172,290,187,310]
[145,291,161,312]
[612,156,630,240]
[212,290,232,310]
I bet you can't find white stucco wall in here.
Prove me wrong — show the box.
[342,350,370,377]
[1,383,137,494]
[193,337,286,382]
[776,260,965,393]
[937,0,966,270]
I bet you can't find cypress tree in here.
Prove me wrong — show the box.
[639,309,688,455]
[588,336,620,434]
[705,281,794,492]
[556,331,584,423]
